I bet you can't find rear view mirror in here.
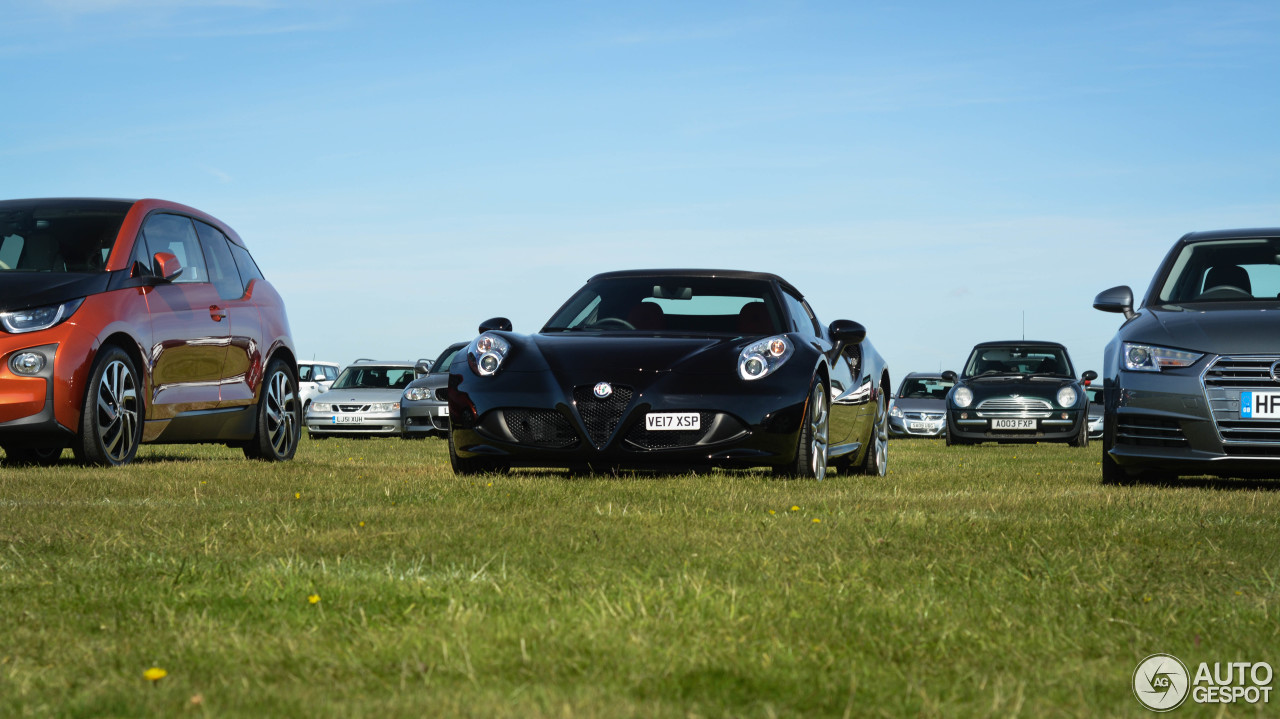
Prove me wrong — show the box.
[479,317,512,333]
[1082,370,1098,384]
[828,319,866,346]
[1093,285,1135,320]
[153,251,183,282]
[941,370,958,382]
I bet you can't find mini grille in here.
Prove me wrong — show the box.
[624,412,714,450]
[336,404,369,413]
[1115,415,1187,447]
[1203,356,1280,388]
[504,409,578,448]
[976,397,1052,411]
[573,385,633,447]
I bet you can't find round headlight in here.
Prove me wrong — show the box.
[1057,386,1078,407]
[953,386,973,408]
[1126,345,1151,368]
[768,339,786,357]
[11,351,46,375]
[478,353,501,375]
[742,354,766,378]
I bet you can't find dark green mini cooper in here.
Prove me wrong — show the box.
[943,341,1096,447]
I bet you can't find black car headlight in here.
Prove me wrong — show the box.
[1123,342,1203,372]
[0,298,84,334]
[738,335,793,381]
[469,333,510,376]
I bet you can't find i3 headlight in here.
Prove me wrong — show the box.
[952,386,973,408]
[1122,342,1203,372]
[0,298,84,334]
[1056,386,1078,407]
[469,333,511,377]
[738,335,793,381]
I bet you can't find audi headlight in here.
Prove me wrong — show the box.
[0,299,84,334]
[889,404,903,418]
[404,387,431,401]
[469,333,510,376]
[953,386,973,408]
[738,335,793,381]
[1123,342,1203,372]
[1056,386,1078,407]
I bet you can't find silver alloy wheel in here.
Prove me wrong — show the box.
[810,383,829,480]
[265,369,298,456]
[96,359,138,464]
[872,398,889,476]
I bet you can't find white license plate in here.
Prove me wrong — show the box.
[645,412,700,431]
[332,415,364,425]
[991,418,1036,430]
[438,406,450,417]
[908,421,934,430]
[1240,392,1280,418]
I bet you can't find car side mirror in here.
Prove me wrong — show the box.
[828,319,866,346]
[415,360,433,375]
[153,251,183,282]
[479,317,512,333]
[1082,370,1098,384]
[1093,285,1135,320]
[941,370,958,382]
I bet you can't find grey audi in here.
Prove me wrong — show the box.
[1094,227,1280,482]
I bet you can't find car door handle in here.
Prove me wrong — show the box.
[209,305,227,322]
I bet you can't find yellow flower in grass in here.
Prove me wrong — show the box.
[358,521,365,527]
[143,667,167,681]
[767,509,776,515]
[812,518,821,524]
[295,492,300,499]
[790,506,799,512]
[308,594,321,605]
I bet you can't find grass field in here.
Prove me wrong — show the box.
[1,436,1277,717]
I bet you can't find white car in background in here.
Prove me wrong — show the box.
[298,361,340,412]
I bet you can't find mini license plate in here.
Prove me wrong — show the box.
[646,412,701,431]
[332,415,364,425]
[991,418,1036,430]
[1240,391,1280,418]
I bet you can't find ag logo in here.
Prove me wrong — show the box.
[1133,653,1190,712]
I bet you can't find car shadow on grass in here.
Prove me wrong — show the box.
[1146,476,1280,492]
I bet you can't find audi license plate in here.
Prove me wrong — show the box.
[646,413,700,431]
[991,418,1036,430]
[332,415,364,424]
[1240,391,1280,418]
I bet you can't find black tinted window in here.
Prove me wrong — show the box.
[194,221,245,300]
[781,291,819,337]
[227,241,264,285]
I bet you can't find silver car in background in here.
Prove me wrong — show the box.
[888,372,953,438]
[402,342,466,438]
[305,360,417,438]
[1085,383,1103,439]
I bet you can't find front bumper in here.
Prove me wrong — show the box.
[1107,357,1280,477]
[0,343,70,441]
[449,367,810,469]
[305,408,403,436]
[888,412,946,438]
[948,408,1086,443]
[401,400,449,436]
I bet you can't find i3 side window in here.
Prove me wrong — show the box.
[0,198,300,466]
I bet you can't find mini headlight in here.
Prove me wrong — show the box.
[889,404,903,418]
[0,299,84,334]
[10,351,46,375]
[1056,386,1078,407]
[738,335,793,381]
[469,333,510,376]
[953,386,973,408]
[1123,342,1203,372]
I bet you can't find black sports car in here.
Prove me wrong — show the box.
[1094,227,1280,482]
[943,341,1096,446]
[446,269,890,478]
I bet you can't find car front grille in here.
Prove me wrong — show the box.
[1115,414,1188,447]
[336,404,370,413]
[573,385,633,447]
[976,397,1052,411]
[504,409,578,449]
[1202,355,1280,454]
[624,412,715,450]
[903,412,944,421]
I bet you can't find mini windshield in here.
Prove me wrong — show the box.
[543,276,784,335]
[1156,237,1280,303]
[331,366,415,390]
[897,377,954,399]
[962,345,1074,378]
[0,202,128,273]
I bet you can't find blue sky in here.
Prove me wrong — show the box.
[3,1,1278,378]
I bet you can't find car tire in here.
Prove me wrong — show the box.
[73,345,143,467]
[855,387,888,476]
[776,378,829,480]
[1068,415,1089,448]
[448,430,509,475]
[2,444,64,466]
[243,358,301,462]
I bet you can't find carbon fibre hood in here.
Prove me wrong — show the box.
[0,272,109,312]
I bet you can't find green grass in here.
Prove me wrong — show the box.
[1,437,1277,717]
